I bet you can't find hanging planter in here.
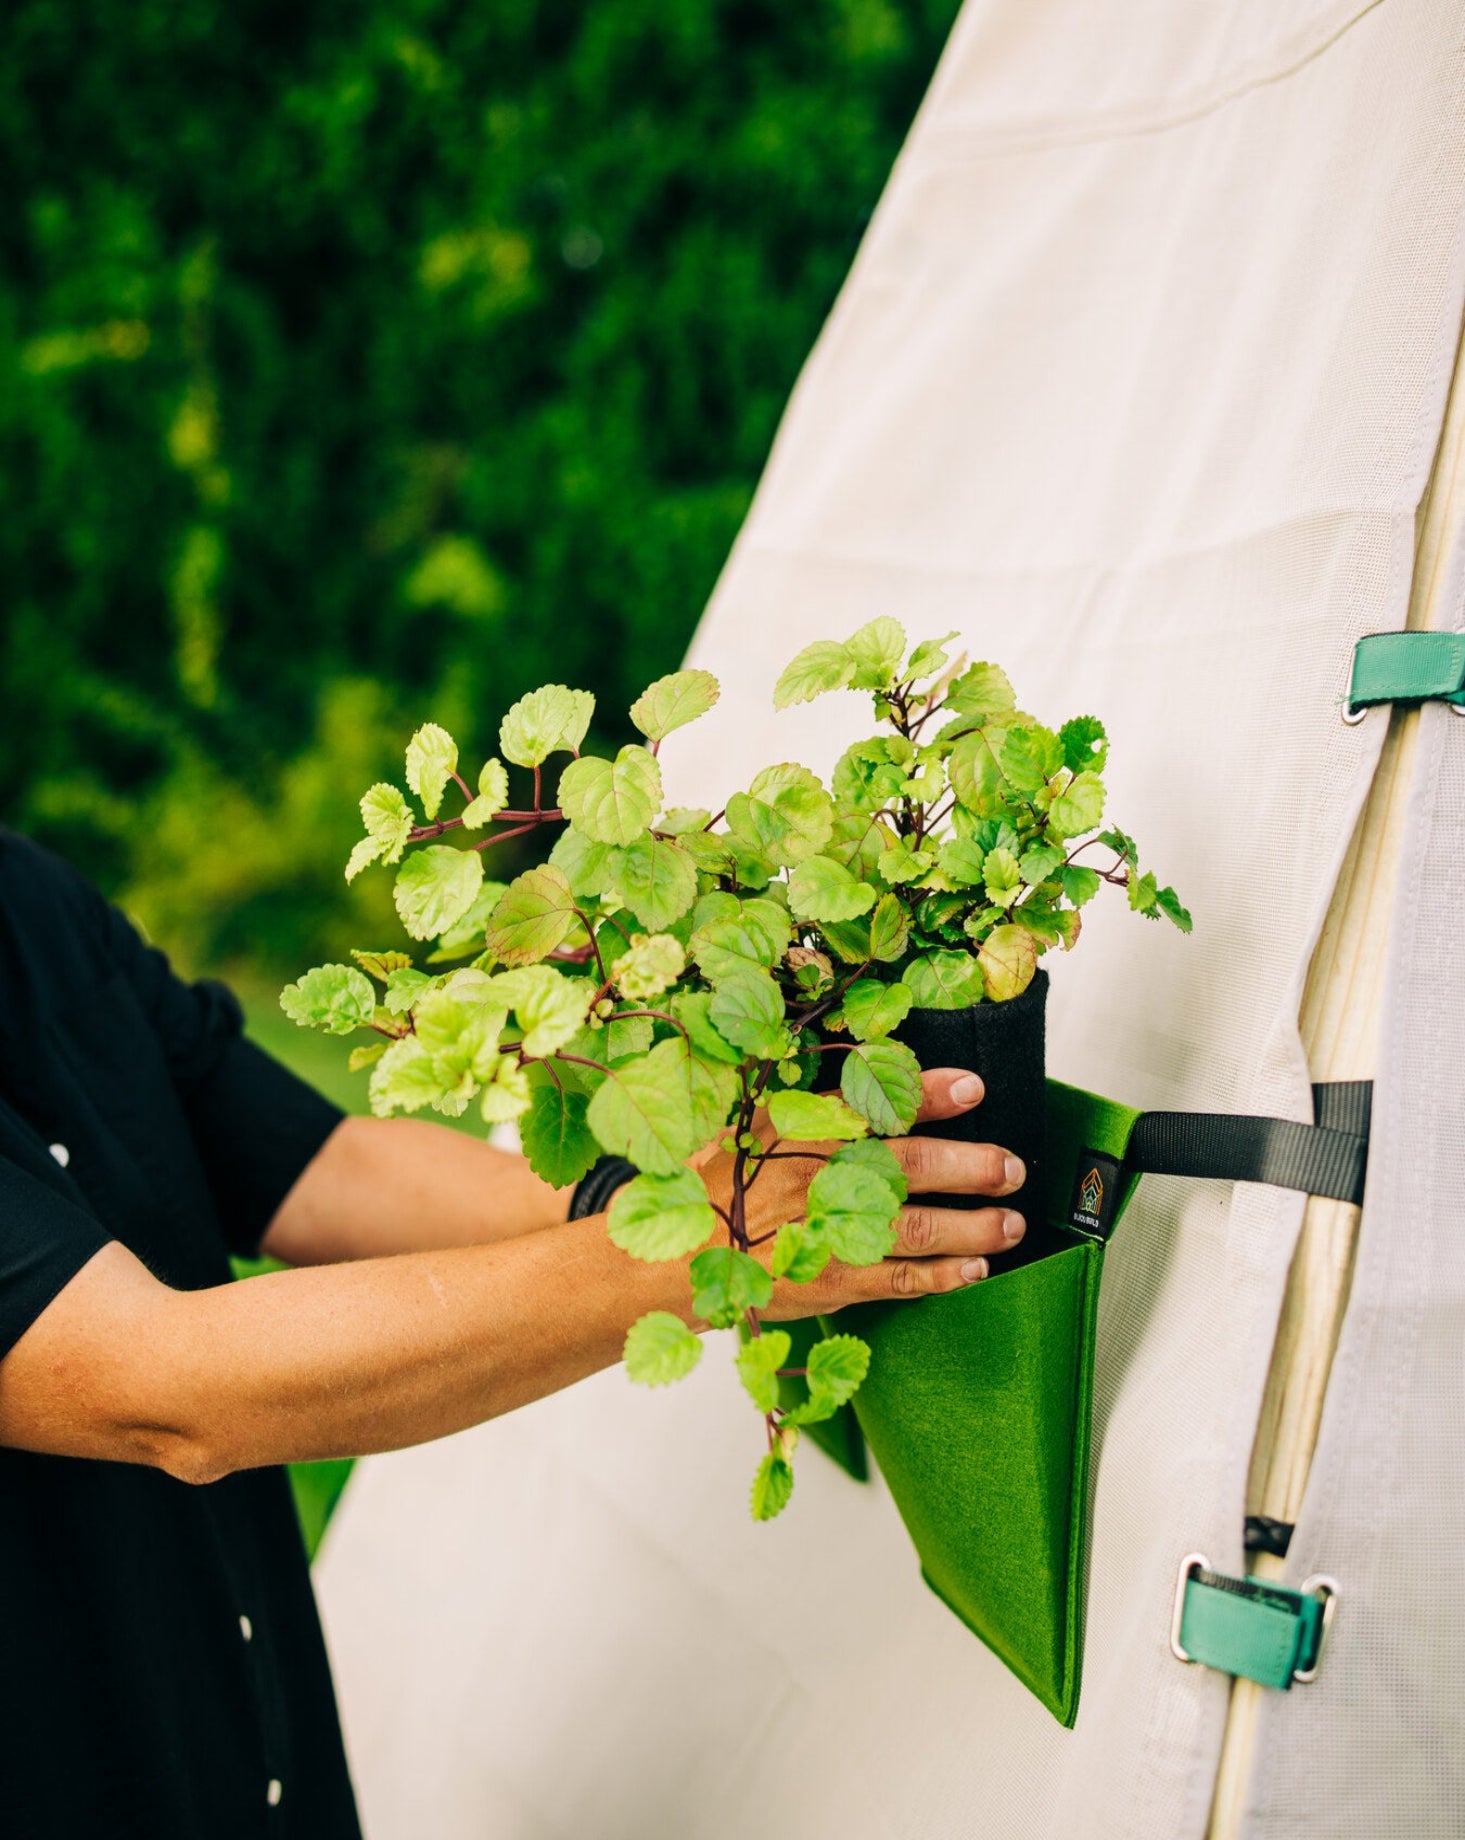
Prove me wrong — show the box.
[281,620,1188,1717]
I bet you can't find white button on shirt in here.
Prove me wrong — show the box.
[48,1143,69,1167]
[267,1778,283,1807]
[239,1615,253,1642]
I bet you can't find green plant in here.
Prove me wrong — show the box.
[281,621,1188,1517]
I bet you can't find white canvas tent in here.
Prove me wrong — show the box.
[314,2,1465,1833]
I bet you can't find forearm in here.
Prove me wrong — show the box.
[261,1116,570,1265]
[0,1224,685,1483]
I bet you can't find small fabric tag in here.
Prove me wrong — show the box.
[1069,1148,1124,1236]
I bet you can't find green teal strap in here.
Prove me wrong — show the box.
[1172,1558,1337,1690]
[1348,630,1465,712]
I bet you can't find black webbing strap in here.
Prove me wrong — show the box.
[1123,1081,1371,1207]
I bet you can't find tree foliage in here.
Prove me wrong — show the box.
[0,0,961,971]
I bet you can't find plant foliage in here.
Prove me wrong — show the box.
[282,627,1189,1517]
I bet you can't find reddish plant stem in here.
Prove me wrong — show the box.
[471,821,540,852]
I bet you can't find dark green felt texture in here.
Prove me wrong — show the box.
[804,1075,1144,1724]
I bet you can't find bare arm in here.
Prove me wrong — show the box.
[0,1071,1025,1484]
[260,1116,570,1265]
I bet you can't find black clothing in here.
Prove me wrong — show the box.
[0,832,360,1838]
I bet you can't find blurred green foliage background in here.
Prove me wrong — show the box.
[1,0,959,989]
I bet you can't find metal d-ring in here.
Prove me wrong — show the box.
[1170,1552,1208,1662]
[1292,1573,1340,1683]
[1341,700,1369,726]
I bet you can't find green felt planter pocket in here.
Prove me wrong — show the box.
[810,1074,1142,1726]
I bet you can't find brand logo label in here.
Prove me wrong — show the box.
[1068,1148,1123,1237]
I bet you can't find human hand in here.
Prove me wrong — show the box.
[692,1068,1026,1321]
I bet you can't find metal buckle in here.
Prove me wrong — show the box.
[1170,1552,1208,1662]
[1292,1573,1340,1684]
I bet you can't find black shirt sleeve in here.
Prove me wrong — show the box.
[0,1152,112,1362]
[87,898,345,1257]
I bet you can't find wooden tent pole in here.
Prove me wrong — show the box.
[1206,330,1465,1837]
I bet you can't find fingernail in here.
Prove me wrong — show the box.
[951,1074,984,1106]
[1002,1211,1025,1243]
[961,1257,988,1282]
[1004,1155,1025,1188]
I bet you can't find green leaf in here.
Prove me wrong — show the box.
[1128,869,1159,914]
[520,1085,600,1187]
[977,924,1039,1001]
[690,1246,773,1328]
[608,1169,718,1261]
[825,805,892,880]
[604,1012,655,1061]
[750,1452,794,1521]
[845,616,907,690]
[770,1219,832,1282]
[359,783,415,862]
[708,969,787,1059]
[689,898,792,981]
[832,738,909,812]
[786,1333,871,1425]
[394,846,485,942]
[773,639,855,709]
[611,834,697,932]
[876,843,935,886]
[629,668,720,741]
[946,731,1011,816]
[1019,842,1064,885]
[547,826,616,899]
[840,1037,922,1135]
[499,684,594,767]
[351,949,414,983]
[369,1035,448,1116]
[945,661,1016,722]
[1048,769,1106,839]
[735,1330,792,1414]
[404,723,458,821]
[726,764,833,868]
[982,846,1022,908]
[612,933,686,1001]
[484,865,578,966]
[1059,863,1101,907]
[670,990,743,1065]
[1099,827,1139,869]
[1157,885,1193,933]
[766,1089,868,1142]
[787,854,877,923]
[480,1056,533,1124]
[279,964,376,1034]
[1001,725,1064,794]
[558,746,661,845]
[412,986,507,1078]
[493,965,594,1056]
[1059,715,1108,775]
[383,966,434,1014]
[937,837,988,886]
[905,631,960,681]
[840,978,913,1041]
[904,950,985,1009]
[829,1136,908,1207]
[462,758,510,829]
[429,889,505,964]
[806,1159,901,1265]
[587,1037,736,1174]
[623,1311,702,1386]
[348,1041,386,1072]
[868,894,911,963]
[345,837,385,882]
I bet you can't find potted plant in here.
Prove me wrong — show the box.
[282,619,1187,1527]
